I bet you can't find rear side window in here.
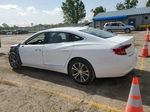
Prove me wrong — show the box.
[111,23,119,26]
[47,32,70,43]
[46,32,83,43]
[57,33,70,42]
[70,34,84,41]
[80,28,117,39]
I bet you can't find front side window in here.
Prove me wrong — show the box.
[26,33,46,45]
[80,28,117,39]
[105,23,110,26]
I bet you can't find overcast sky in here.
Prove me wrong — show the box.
[0,0,148,26]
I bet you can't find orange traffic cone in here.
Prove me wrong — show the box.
[125,77,144,112]
[145,28,150,42]
[139,41,149,57]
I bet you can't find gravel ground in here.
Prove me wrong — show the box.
[0,31,150,112]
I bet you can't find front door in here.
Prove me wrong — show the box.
[19,33,46,67]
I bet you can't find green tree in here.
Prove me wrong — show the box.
[0,26,3,30]
[146,0,150,7]
[116,3,125,10]
[116,0,138,10]
[2,23,9,28]
[13,25,19,29]
[93,6,106,17]
[61,0,86,24]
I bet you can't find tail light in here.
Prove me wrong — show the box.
[113,44,131,55]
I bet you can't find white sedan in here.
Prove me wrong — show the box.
[9,27,137,84]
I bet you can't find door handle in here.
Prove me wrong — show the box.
[35,49,42,52]
[62,49,69,52]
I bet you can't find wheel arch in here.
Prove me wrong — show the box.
[125,28,131,32]
[9,45,22,65]
[67,57,96,78]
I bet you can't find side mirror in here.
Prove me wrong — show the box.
[37,40,42,43]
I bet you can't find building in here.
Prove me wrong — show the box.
[93,7,150,30]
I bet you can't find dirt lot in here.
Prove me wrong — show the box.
[0,31,150,112]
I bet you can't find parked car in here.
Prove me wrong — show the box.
[12,30,28,34]
[9,27,137,84]
[0,30,13,35]
[104,22,135,33]
[6,30,13,35]
[0,30,8,35]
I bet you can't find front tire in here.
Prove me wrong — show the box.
[68,59,95,85]
[125,28,131,33]
[9,52,22,70]
[107,29,112,33]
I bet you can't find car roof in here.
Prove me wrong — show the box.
[22,26,102,44]
[106,22,123,24]
[41,27,87,33]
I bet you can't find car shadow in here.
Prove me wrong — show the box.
[14,67,150,106]
[0,53,6,57]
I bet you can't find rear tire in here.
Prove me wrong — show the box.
[107,29,112,33]
[68,59,95,85]
[125,28,131,33]
[9,52,22,70]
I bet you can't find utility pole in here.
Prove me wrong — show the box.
[0,37,1,48]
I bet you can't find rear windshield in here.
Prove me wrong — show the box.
[80,28,117,39]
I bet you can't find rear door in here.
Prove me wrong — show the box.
[43,32,73,70]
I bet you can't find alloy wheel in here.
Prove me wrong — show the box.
[9,54,18,68]
[71,62,90,83]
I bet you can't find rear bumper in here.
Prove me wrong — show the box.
[95,50,138,78]
[130,27,135,31]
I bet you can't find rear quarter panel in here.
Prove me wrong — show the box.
[64,41,117,75]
